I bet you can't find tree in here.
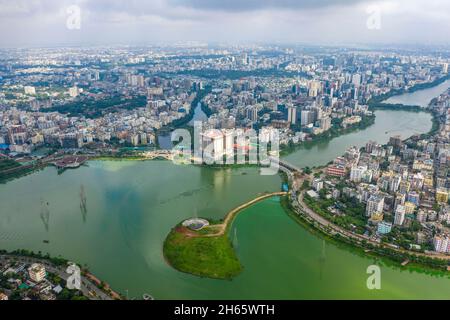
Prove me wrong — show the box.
[301,180,310,190]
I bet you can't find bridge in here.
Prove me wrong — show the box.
[143,150,176,160]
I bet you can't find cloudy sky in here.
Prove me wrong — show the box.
[0,0,448,47]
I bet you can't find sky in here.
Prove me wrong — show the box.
[0,0,449,47]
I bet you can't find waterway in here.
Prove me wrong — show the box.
[158,102,207,150]
[0,86,448,299]
[384,79,450,107]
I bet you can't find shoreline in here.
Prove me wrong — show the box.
[0,249,123,300]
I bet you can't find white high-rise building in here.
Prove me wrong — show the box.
[433,234,450,253]
[443,63,448,74]
[301,110,315,126]
[308,81,321,97]
[350,166,368,183]
[394,205,406,226]
[352,74,361,87]
[28,263,46,283]
[366,194,384,217]
[287,106,297,125]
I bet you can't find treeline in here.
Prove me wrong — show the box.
[368,73,450,106]
[43,95,147,119]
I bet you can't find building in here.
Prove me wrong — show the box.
[433,234,450,253]
[394,205,406,226]
[407,191,420,206]
[308,81,321,97]
[377,221,392,235]
[416,209,427,223]
[28,263,46,283]
[352,73,361,87]
[366,194,384,217]
[350,165,367,183]
[327,165,346,177]
[148,87,164,96]
[318,117,331,131]
[246,106,259,122]
[342,116,361,127]
[0,292,8,300]
[301,110,315,126]
[436,188,449,203]
[312,179,323,192]
[69,86,79,98]
[287,106,297,125]
[404,201,416,215]
[389,135,403,148]
[24,86,36,95]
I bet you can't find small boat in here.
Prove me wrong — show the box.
[43,240,50,244]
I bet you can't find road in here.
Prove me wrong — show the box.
[279,162,450,262]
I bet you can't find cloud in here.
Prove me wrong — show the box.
[169,0,370,12]
[0,0,448,46]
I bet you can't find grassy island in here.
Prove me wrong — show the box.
[163,224,242,280]
[164,192,286,279]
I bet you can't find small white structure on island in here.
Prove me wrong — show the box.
[182,218,210,231]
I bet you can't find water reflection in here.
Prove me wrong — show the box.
[80,184,87,223]
[39,197,50,232]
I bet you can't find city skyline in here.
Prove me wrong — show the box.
[0,0,449,47]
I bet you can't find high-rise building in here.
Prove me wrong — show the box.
[287,106,297,125]
[246,106,259,122]
[319,117,331,131]
[350,166,368,183]
[394,205,406,226]
[28,263,46,283]
[433,234,450,253]
[301,110,315,126]
[436,188,449,203]
[366,194,384,217]
[308,81,321,97]
[443,63,448,74]
[352,74,361,87]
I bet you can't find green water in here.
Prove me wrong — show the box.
[0,109,448,299]
[283,110,432,168]
[384,79,450,108]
